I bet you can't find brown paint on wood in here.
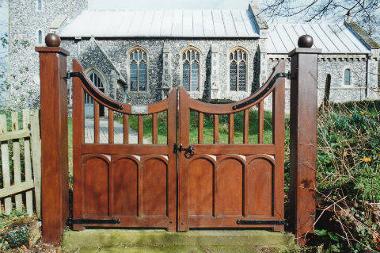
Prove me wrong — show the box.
[188,158,214,216]
[36,47,69,245]
[142,158,168,215]
[83,156,109,216]
[228,114,234,144]
[215,158,243,216]
[213,114,219,144]
[198,112,204,144]
[94,102,100,143]
[123,114,129,144]
[243,110,249,144]
[258,102,264,144]
[108,110,114,144]
[111,157,138,216]
[138,115,143,144]
[152,113,158,144]
[289,48,320,245]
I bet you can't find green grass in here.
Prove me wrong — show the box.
[115,109,274,145]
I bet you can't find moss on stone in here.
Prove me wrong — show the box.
[62,230,299,253]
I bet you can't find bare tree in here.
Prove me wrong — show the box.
[259,0,380,37]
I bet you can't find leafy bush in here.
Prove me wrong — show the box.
[309,101,380,252]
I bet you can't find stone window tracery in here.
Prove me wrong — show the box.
[230,48,247,91]
[182,48,200,91]
[129,48,148,92]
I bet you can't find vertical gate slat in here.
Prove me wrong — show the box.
[0,115,12,214]
[94,102,100,144]
[123,114,129,144]
[23,109,34,216]
[108,110,114,144]
[213,114,219,144]
[273,79,285,231]
[243,109,249,144]
[152,113,158,144]
[198,112,204,144]
[12,112,23,211]
[228,114,234,144]
[258,102,264,144]
[72,60,85,226]
[138,115,143,144]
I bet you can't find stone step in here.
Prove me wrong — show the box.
[62,230,299,253]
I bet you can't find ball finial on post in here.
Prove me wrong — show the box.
[45,33,61,47]
[298,35,313,48]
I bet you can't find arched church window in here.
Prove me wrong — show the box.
[38,30,43,44]
[129,48,148,92]
[85,71,105,104]
[344,68,351,85]
[230,48,247,91]
[182,48,200,91]
[86,70,106,116]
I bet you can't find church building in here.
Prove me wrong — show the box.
[6,0,380,111]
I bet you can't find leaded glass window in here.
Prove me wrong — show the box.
[182,48,200,91]
[344,68,351,86]
[85,71,105,104]
[129,48,148,91]
[230,48,247,91]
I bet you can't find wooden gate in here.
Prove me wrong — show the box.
[177,62,286,231]
[72,59,177,231]
[71,59,286,231]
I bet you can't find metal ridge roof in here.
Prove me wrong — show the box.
[60,9,260,38]
[267,23,371,54]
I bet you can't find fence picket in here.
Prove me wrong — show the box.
[23,109,34,216]
[30,110,41,218]
[0,115,12,214]
[12,112,23,211]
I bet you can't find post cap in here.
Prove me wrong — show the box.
[298,35,313,48]
[45,33,61,47]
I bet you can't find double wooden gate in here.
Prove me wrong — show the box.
[71,59,286,232]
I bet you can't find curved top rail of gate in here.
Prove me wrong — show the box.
[71,59,286,115]
[184,60,286,114]
[72,59,171,114]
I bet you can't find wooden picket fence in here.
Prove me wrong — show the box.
[0,109,41,217]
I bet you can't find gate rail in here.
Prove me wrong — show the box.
[36,34,320,246]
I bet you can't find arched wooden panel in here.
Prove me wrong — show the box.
[216,157,244,216]
[188,157,215,216]
[248,157,274,216]
[142,158,168,216]
[111,157,139,216]
[82,156,109,216]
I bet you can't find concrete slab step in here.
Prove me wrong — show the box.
[62,230,299,253]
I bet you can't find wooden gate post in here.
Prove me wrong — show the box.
[35,34,69,245]
[289,35,321,245]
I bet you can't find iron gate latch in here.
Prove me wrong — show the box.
[174,144,195,158]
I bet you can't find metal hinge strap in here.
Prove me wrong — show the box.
[67,218,120,226]
[236,219,286,225]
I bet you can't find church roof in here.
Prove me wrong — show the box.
[60,9,260,38]
[267,23,371,54]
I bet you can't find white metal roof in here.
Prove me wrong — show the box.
[60,9,260,38]
[267,23,370,54]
